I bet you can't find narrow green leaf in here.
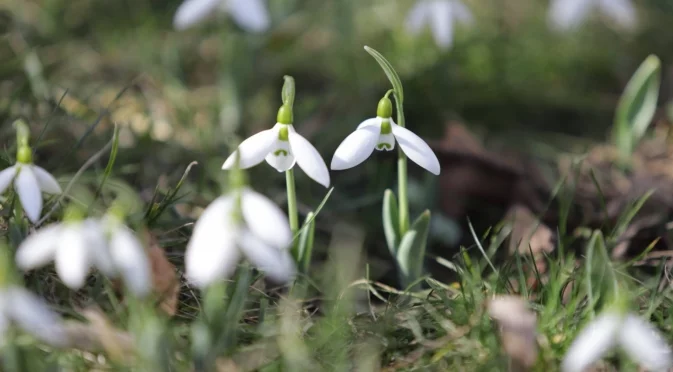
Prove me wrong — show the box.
[145,161,198,226]
[382,189,400,255]
[298,212,316,273]
[282,75,295,108]
[613,54,661,158]
[90,124,120,209]
[292,187,334,241]
[364,46,404,103]
[396,210,431,290]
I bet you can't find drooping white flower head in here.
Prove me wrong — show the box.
[222,105,330,188]
[174,0,270,32]
[549,0,637,32]
[330,96,441,175]
[0,286,66,346]
[405,0,474,50]
[562,312,673,372]
[0,152,61,224]
[185,187,296,288]
[15,214,151,297]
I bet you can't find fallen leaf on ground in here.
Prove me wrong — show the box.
[487,295,538,371]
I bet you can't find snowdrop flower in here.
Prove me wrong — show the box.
[174,0,270,32]
[331,96,441,175]
[0,146,61,224]
[0,286,66,346]
[405,0,474,50]
[222,105,330,187]
[185,187,296,288]
[15,212,151,296]
[549,0,637,32]
[562,311,672,372]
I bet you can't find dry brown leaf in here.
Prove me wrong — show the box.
[487,295,538,371]
[111,230,180,316]
[145,231,180,316]
[62,307,135,362]
[505,205,554,258]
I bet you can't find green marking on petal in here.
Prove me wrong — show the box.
[377,143,392,150]
[274,149,289,156]
[278,126,289,141]
[380,119,392,134]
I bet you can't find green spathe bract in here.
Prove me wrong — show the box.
[613,54,661,165]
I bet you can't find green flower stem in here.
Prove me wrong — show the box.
[393,92,409,235]
[286,168,299,240]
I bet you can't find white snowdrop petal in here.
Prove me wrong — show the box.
[6,288,65,346]
[429,0,454,48]
[110,227,152,297]
[0,166,17,195]
[84,219,116,276]
[391,123,441,175]
[330,125,380,170]
[15,224,61,270]
[288,132,330,187]
[239,229,296,283]
[405,0,432,35]
[548,0,592,31]
[561,313,622,372]
[31,165,62,194]
[598,0,637,30]
[173,0,222,30]
[265,140,296,172]
[15,166,43,223]
[356,118,381,131]
[226,0,270,33]
[452,0,474,24]
[55,226,91,289]
[222,128,278,170]
[185,196,241,288]
[241,188,292,250]
[619,314,673,371]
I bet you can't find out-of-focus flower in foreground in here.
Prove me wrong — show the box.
[16,213,151,296]
[562,311,672,372]
[548,0,637,32]
[185,187,296,288]
[405,0,474,50]
[222,105,330,188]
[173,0,270,32]
[0,287,66,346]
[0,153,61,224]
[331,96,440,175]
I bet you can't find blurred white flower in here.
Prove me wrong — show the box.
[330,117,441,175]
[222,123,330,188]
[173,0,270,32]
[549,0,637,31]
[185,188,296,288]
[562,312,672,372]
[15,217,151,296]
[0,287,65,346]
[405,0,474,49]
[0,163,61,223]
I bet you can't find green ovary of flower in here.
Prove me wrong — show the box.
[277,105,293,125]
[376,97,393,118]
[16,146,32,164]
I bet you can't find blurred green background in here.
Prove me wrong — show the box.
[2,0,673,284]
